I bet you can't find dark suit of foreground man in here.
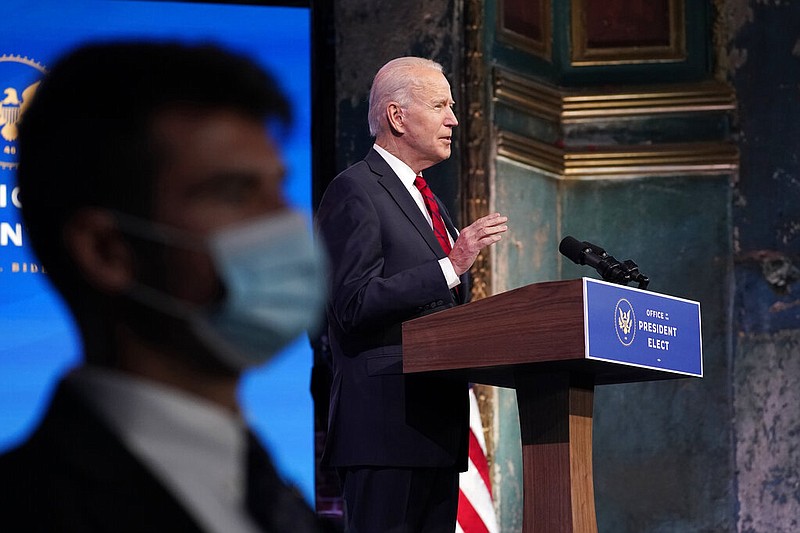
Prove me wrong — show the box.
[316,57,508,532]
[0,42,332,533]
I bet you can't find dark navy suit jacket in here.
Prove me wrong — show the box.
[316,149,469,470]
[0,378,328,532]
[0,380,204,532]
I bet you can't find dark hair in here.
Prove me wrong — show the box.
[17,41,290,304]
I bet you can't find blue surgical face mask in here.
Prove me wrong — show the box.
[117,211,327,370]
[198,212,327,369]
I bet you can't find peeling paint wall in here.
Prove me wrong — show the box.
[727,0,800,530]
[735,330,800,532]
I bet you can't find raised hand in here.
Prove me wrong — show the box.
[448,212,508,275]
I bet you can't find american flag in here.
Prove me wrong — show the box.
[456,387,499,533]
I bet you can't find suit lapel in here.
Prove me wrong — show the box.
[365,149,446,258]
[364,149,468,304]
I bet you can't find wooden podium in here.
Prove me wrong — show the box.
[402,278,703,533]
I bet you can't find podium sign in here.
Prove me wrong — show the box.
[583,278,703,377]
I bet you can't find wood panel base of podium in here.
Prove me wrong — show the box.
[516,372,597,533]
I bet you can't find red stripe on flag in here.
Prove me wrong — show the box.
[468,428,492,496]
[457,489,491,533]
[459,387,498,533]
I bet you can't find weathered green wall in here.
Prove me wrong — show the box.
[568,177,734,532]
[491,165,735,531]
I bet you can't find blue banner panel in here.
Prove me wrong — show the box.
[583,278,703,377]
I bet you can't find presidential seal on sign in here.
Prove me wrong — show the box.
[614,297,636,347]
[0,54,46,170]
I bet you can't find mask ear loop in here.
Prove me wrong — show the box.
[123,275,251,371]
[107,210,213,329]
[111,211,234,308]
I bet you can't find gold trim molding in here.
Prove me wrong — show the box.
[464,0,493,302]
[496,130,739,179]
[494,68,737,124]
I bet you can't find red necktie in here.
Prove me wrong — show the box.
[414,175,452,255]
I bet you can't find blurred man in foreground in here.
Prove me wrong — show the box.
[0,41,330,533]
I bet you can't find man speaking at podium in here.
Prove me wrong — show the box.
[316,57,507,532]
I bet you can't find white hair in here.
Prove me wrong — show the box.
[368,57,444,137]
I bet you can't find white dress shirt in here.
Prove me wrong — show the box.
[69,366,262,533]
[373,143,460,289]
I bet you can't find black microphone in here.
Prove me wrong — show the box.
[559,236,649,289]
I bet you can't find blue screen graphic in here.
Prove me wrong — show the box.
[0,0,315,501]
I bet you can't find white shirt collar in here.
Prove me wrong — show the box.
[373,143,420,188]
[69,366,260,533]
